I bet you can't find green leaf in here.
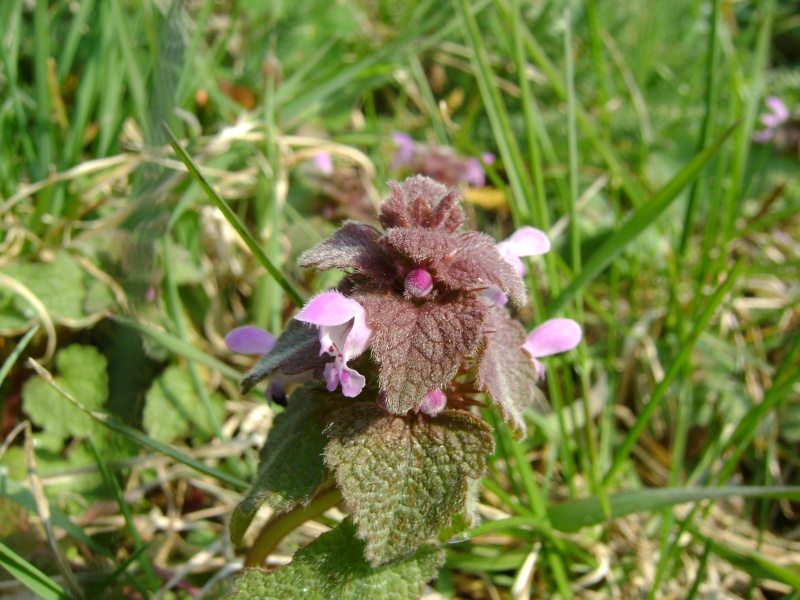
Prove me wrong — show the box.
[3,251,114,324]
[143,365,225,444]
[4,252,86,322]
[230,388,334,546]
[325,405,494,565]
[225,520,444,600]
[22,344,108,441]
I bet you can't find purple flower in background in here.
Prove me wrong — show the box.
[521,319,583,380]
[295,291,373,397]
[390,133,495,188]
[311,152,334,175]
[464,153,495,187]
[391,132,416,168]
[225,326,285,403]
[753,96,790,143]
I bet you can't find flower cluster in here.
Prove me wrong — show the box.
[391,133,495,188]
[233,176,581,434]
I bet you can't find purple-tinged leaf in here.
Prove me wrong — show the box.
[477,306,540,438]
[240,319,330,395]
[358,292,486,413]
[379,176,464,233]
[298,222,393,282]
[325,404,494,566]
[381,229,525,305]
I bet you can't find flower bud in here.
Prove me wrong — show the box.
[404,268,434,298]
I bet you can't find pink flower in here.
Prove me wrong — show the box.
[496,227,551,278]
[753,96,790,143]
[295,291,373,397]
[311,152,334,175]
[225,326,285,403]
[390,132,416,168]
[521,319,582,380]
[463,153,495,187]
[484,227,551,306]
[417,389,447,417]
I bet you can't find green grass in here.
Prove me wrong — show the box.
[1,0,799,597]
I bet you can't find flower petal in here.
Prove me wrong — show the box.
[532,358,546,380]
[482,286,509,307]
[752,129,774,143]
[765,96,789,122]
[225,326,276,355]
[312,152,333,175]
[760,114,782,129]
[265,381,286,406]
[522,319,582,359]
[296,290,363,327]
[338,365,366,398]
[295,291,372,360]
[391,132,416,167]
[498,227,551,258]
[464,157,486,187]
[324,360,366,397]
[323,362,340,392]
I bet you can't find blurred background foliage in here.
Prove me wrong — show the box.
[0,0,798,597]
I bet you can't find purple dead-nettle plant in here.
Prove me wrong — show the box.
[226,175,581,596]
[391,132,495,188]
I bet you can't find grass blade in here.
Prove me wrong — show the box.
[603,259,742,484]
[0,541,69,600]
[547,122,737,316]
[548,486,800,534]
[162,123,305,308]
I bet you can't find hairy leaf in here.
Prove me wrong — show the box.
[225,520,444,600]
[477,306,539,438]
[325,404,494,565]
[359,292,486,413]
[298,222,393,282]
[381,229,525,304]
[379,176,464,232]
[22,344,108,441]
[240,319,330,394]
[230,388,334,545]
